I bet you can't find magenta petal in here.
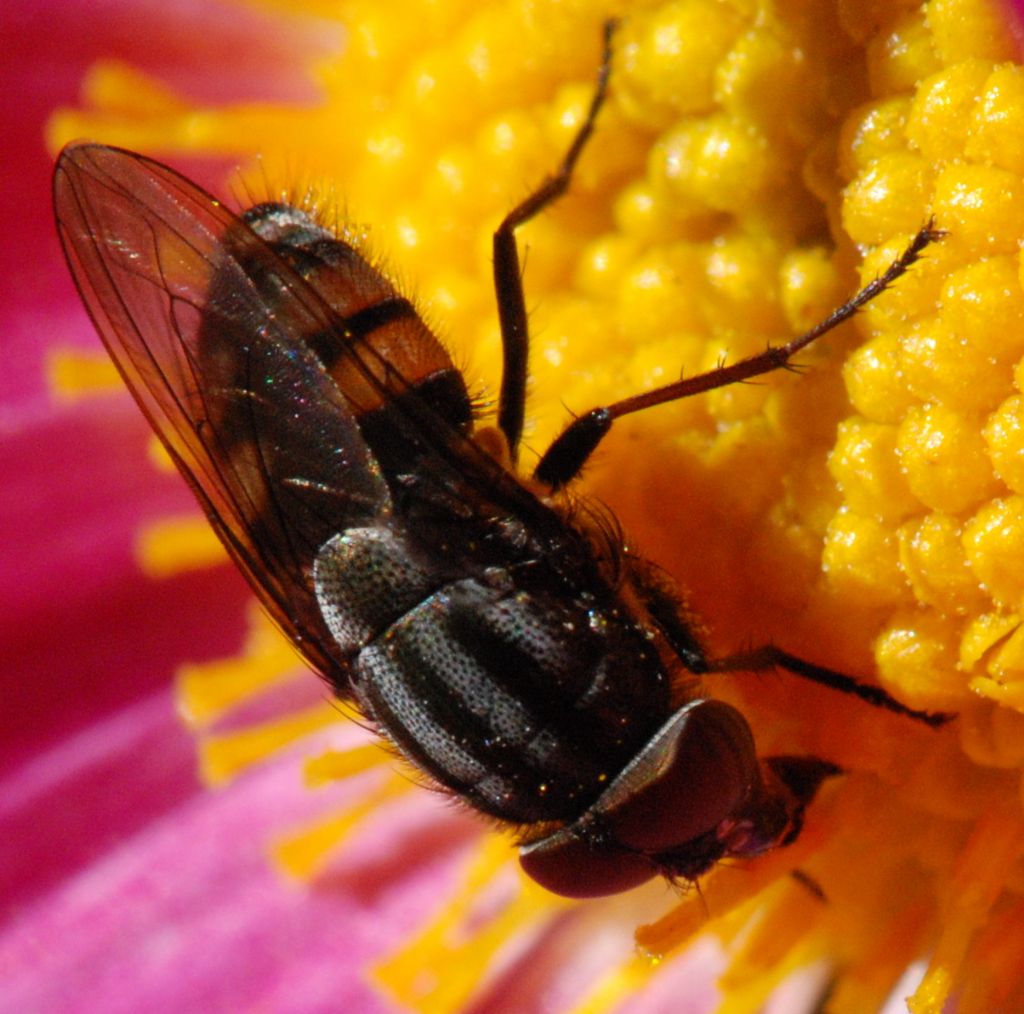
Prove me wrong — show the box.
[0,687,202,914]
[0,701,427,1014]
[0,397,253,766]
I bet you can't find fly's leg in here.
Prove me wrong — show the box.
[534,222,944,488]
[705,643,954,727]
[626,556,954,727]
[493,20,615,462]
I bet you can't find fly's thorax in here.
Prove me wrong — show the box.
[313,523,675,826]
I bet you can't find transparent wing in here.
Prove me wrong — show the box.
[53,142,392,688]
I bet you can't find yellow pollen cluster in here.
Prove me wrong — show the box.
[50,0,1024,1011]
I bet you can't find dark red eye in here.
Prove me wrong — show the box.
[592,700,759,853]
[519,831,655,899]
[518,701,762,898]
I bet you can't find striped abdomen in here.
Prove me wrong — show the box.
[243,202,471,424]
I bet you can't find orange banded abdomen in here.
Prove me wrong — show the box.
[243,202,459,417]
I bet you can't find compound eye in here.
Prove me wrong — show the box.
[519,827,655,898]
[518,700,763,897]
[595,699,760,853]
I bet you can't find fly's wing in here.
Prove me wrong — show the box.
[53,143,392,688]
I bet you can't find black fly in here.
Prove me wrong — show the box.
[53,22,949,898]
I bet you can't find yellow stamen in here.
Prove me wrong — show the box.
[273,771,408,879]
[910,810,1024,1013]
[177,607,303,727]
[136,516,227,580]
[373,835,569,1011]
[47,349,121,401]
[568,957,660,1014]
[198,700,339,786]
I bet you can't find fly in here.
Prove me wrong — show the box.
[53,22,949,899]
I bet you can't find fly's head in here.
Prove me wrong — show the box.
[519,699,840,898]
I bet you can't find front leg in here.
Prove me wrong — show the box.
[492,21,616,462]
